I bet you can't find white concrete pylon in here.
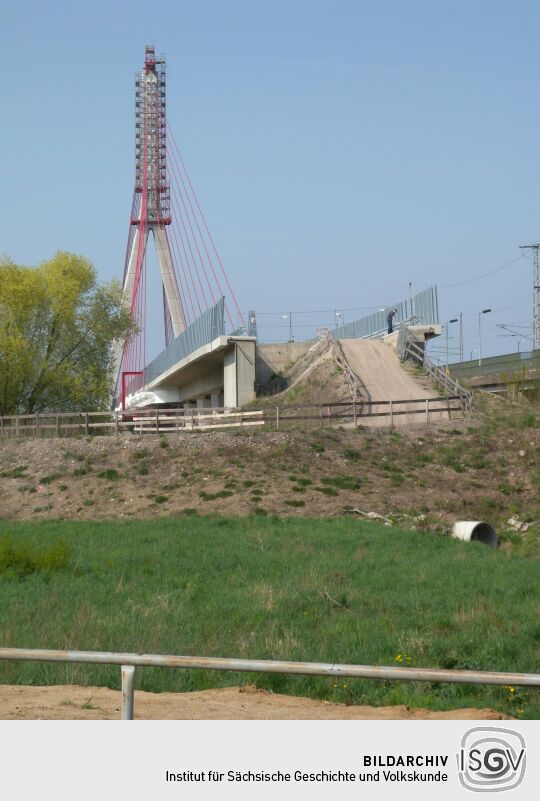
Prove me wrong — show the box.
[121,224,186,339]
[152,225,185,337]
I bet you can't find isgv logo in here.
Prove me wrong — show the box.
[457,727,526,792]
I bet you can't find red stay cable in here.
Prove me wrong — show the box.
[169,177,210,310]
[167,122,245,329]
[167,148,216,306]
[168,202,203,319]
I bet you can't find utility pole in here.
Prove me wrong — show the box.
[519,243,540,350]
[445,318,458,368]
[282,313,292,342]
[478,308,491,366]
[459,312,464,362]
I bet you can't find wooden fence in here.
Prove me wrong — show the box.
[0,395,467,439]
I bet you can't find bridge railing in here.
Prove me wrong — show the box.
[397,328,473,411]
[1,647,538,720]
[143,298,225,387]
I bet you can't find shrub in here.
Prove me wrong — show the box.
[39,473,62,485]
[153,495,168,504]
[0,466,28,478]
[97,469,120,480]
[199,490,233,501]
[314,486,339,496]
[284,500,306,507]
[0,534,71,577]
[73,465,91,477]
[514,413,538,429]
[344,448,362,461]
[321,476,360,490]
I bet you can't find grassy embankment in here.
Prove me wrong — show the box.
[0,515,539,718]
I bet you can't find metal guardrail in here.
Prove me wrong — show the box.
[397,329,473,411]
[334,286,439,340]
[1,647,538,720]
[449,350,540,381]
[143,297,225,385]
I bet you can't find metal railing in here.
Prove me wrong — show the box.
[449,350,540,380]
[0,647,538,720]
[0,395,467,439]
[327,334,366,403]
[143,297,225,386]
[397,328,473,411]
[334,286,439,340]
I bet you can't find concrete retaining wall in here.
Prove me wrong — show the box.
[256,343,312,385]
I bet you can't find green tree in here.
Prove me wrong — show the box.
[0,252,135,414]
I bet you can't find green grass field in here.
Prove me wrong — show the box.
[0,515,539,717]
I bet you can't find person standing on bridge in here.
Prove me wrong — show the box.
[386,308,397,335]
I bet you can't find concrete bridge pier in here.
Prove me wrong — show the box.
[224,340,256,408]
[131,336,256,413]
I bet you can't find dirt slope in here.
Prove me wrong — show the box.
[339,339,447,425]
[339,339,437,402]
[0,684,512,720]
[0,416,538,531]
[256,338,351,406]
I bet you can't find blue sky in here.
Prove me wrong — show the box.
[1,0,539,359]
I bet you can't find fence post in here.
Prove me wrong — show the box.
[55,414,59,438]
[389,400,393,427]
[276,407,279,431]
[353,401,357,428]
[121,665,135,720]
[155,409,159,433]
[425,399,429,423]
[114,411,119,435]
[320,406,323,428]
[84,413,89,436]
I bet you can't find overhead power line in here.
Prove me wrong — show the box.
[438,254,524,288]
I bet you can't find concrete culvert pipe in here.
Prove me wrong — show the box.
[452,521,499,548]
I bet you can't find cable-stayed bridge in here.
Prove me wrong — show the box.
[113,47,441,414]
[112,46,255,412]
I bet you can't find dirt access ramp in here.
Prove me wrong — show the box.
[339,338,448,426]
[0,684,511,720]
